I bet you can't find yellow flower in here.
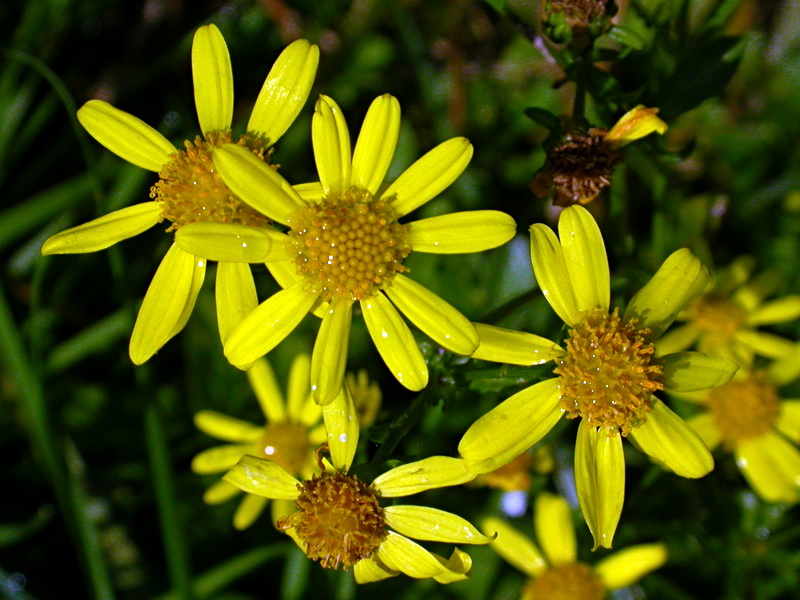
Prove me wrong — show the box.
[678,364,800,503]
[223,385,490,583]
[483,493,667,600]
[347,368,382,427]
[658,256,800,367]
[185,93,517,404]
[191,354,325,530]
[458,205,738,548]
[41,25,318,364]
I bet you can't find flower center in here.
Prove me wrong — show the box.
[554,308,664,435]
[687,294,746,338]
[253,422,310,476]
[706,373,780,448]
[276,469,387,570]
[287,188,410,302]
[150,131,271,231]
[523,563,606,600]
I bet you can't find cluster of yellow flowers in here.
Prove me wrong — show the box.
[42,24,800,594]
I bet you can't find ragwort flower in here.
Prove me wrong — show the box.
[678,363,800,503]
[658,256,800,367]
[41,25,318,364]
[458,205,738,547]
[224,386,490,583]
[191,354,324,529]
[195,93,516,404]
[483,493,667,600]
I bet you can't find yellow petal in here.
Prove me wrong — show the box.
[574,421,625,550]
[471,323,564,365]
[224,282,318,368]
[191,444,251,474]
[686,413,722,451]
[232,493,268,531]
[285,353,313,423]
[223,455,301,500]
[351,94,401,195]
[481,517,547,577]
[246,357,286,423]
[384,274,478,355]
[361,293,428,391]
[432,548,473,584]
[373,456,475,497]
[595,543,668,589]
[383,137,473,218]
[194,409,262,442]
[624,248,710,338]
[766,344,800,386]
[534,493,576,566]
[407,210,517,254]
[174,222,286,262]
[215,261,258,346]
[655,324,699,357]
[311,296,353,406]
[293,181,325,203]
[746,296,800,326]
[661,351,738,392]
[213,143,306,225]
[77,100,176,171]
[191,24,233,134]
[735,432,800,503]
[458,378,563,474]
[375,532,451,579]
[776,400,800,444]
[628,398,714,478]
[247,40,319,146]
[383,505,492,544]
[558,205,609,313]
[41,202,163,255]
[604,105,667,149]
[736,329,796,360]
[129,244,205,364]
[321,385,359,472]
[203,479,240,504]
[529,223,579,327]
[312,95,352,195]
[354,556,399,584]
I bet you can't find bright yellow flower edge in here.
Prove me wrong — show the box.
[483,493,667,597]
[41,24,319,365]
[191,354,325,529]
[223,383,490,584]
[182,93,517,405]
[459,205,738,548]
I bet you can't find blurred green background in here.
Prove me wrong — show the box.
[2,0,800,598]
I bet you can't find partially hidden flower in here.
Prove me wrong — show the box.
[223,385,491,583]
[186,93,516,404]
[483,493,667,600]
[41,25,318,364]
[530,106,667,207]
[677,363,800,503]
[472,446,554,493]
[347,368,382,427]
[191,354,324,529]
[458,205,738,548]
[657,256,800,367]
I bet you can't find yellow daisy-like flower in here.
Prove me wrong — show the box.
[191,354,325,530]
[223,385,490,583]
[483,493,667,600]
[458,205,738,548]
[677,363,800,503]
[41,24,318,365]
[658,256,800,367]
[183,93,516,404]
[347,368,382,427]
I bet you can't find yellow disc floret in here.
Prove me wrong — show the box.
[706,372,780,449]
[686,294,746,339]
[253,422,309,475]
[151,131,270,231]
[555,308,664,435]
[523,563,606,600]
[288,188,410,302]
[277,468,387,570]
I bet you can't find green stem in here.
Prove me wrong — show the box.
[368,385,435,469]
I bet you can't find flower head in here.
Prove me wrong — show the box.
[196,93,517,404]
[483,493,667,600]
[678,362,800,503]
[41,25,318,364]
[458,205,738,547]
[191,354,324,529]
[658,256,800,367]
[224,385,490,583]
